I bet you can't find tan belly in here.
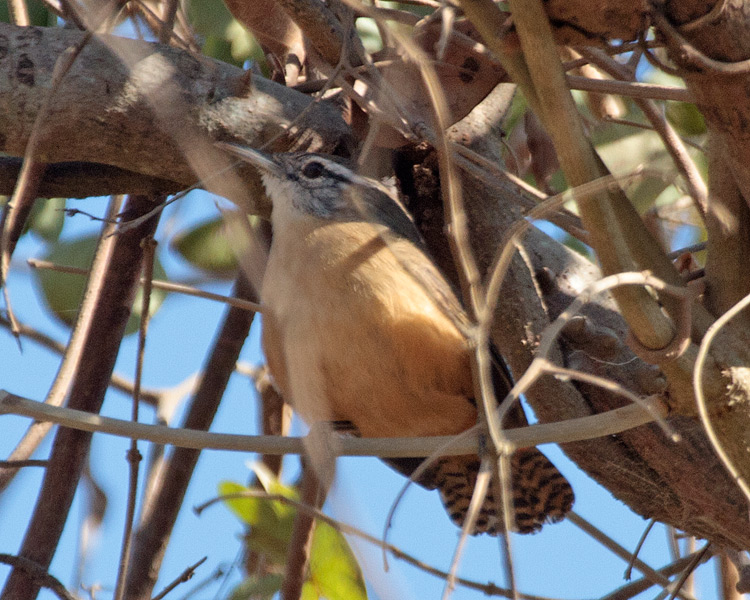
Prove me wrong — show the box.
[261,221,477,438]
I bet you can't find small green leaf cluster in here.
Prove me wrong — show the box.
[220,465,368,600]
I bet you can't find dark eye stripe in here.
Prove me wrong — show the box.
[300,158,355,185]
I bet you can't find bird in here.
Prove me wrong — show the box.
[220,143,574,534]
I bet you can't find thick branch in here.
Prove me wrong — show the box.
[123,277,256,600]
[577,0,750,526]
[0,194,161,600]
[0,23,351,210]
[0,158,184,198]
[542,0,648,44]
[400,82,750,549]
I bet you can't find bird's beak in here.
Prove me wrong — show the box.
[216,142,283,178]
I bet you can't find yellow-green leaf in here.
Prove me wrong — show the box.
[666,101,707,137]
[171,218,237,277]
[220,475,367,600]
[219,481,278,528]
[36,236,166,333]
[249,463,299,520]
[301,581,320,600]
[308,523,367,600]
[28,198,65,242]
[229,574,283,600]
[218,480,295,562]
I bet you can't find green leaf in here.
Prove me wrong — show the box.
[219,481,279,528]
[308,523,367,600]
[36,236,167,333]
[28,198,65,242]
[218,480,295,562]
[0,0,52,25]
[665,101,707,137]
[187,0,234,37]
[201,35,238,67]
[250,462,299,520]
[229,574,283,600]
[645,70,706,136]
[186,0,261,65]
[246,527,292,564]
[171,218,237,277]
[220,474,367,600]
[301,581,321,600]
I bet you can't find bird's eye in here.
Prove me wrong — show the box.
[302,161,325,179]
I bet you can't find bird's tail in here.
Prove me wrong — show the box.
[435,448,574,535]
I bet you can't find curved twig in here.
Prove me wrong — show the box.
[693,289,750,503]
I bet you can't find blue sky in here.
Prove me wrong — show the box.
[0,191,724,600]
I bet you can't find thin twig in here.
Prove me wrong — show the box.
[667,527,681,563]
[566,75,693,102]
[370,9,518,575]
[0,314,162,406]
[580,47,708,218]
[544,365,674,439]
[151,557,207,600]
[482,168,671,361]
[129,0,196,51]
[0,460,49,469]
[693,289,750,503]
[381,428,477,570]
[0,390,664,456]
[0,33,92,342]
[0,554,75,600]
[27,258,262,313]
[281,464,322,600]
[450,142,590,244]
[498,526,518,600]
[442,455,492,600]
[158,0,180,44]
[650,5,750,75]
[667,242,707,259]
[113,234,156,600]
[7,0,30,25]
[493,271,694,442]
[497,453,516,581]
[0,32,92,291]
[665,544,712,600]
[1,194,161,600]
[625,519,657,580]
[567,512,697,600]
[602,552,714,600]
[122,276,256,600]
[602,116,705,152]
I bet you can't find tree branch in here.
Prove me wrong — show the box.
[0,194,161,600]
[0,23,351,210]
[0,554,75,600]
[0,158,184,198]
[0,390,665,455]
[123,276,257,600]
